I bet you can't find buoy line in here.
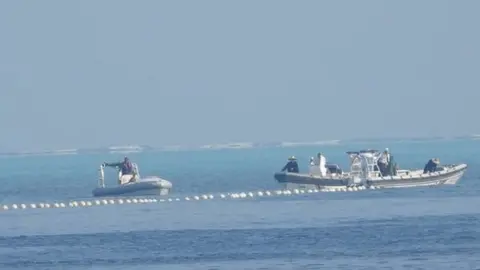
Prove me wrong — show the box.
[0,185,380,212]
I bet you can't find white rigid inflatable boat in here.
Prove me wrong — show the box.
[274,149,467,189]
[92,163,172,197]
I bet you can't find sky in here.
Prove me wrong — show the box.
[0,0,479,151]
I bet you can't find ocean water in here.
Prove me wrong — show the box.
[1,139,480,269]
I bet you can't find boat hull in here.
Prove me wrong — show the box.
[274,164,467,189]
[366,164,466,188]
[274,172,347,187]
[92,177,172,197]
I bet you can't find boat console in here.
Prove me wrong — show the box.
[347,149,384,179]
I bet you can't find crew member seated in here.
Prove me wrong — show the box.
[423,158,440,173]
[281,156,299,173]
[104,156,137,185]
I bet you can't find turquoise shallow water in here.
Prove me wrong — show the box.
[1,139,480,269]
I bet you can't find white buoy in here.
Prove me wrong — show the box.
[0,183,390,214]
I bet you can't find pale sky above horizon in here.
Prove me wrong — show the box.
[0,0,479,151]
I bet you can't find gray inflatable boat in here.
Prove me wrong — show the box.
[92,163,172,197]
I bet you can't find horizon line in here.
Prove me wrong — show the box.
[0,134,477,157]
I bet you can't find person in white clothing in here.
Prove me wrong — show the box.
[309,152,327,176]
[317,152,327,176]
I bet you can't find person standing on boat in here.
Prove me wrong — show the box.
[316,152,327,176]
[377,148,390,176]
[282,156,299,173]
[309,156,319,175]
[103,156,136,185]
[308,153,327,176]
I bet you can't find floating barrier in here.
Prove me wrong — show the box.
[0,186,379,212]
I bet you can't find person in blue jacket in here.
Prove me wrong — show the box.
[281,156,299,173]
[423,158,439,173]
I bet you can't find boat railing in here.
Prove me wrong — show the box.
[133,163,140,179]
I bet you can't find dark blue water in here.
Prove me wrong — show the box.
[1,139,480,269]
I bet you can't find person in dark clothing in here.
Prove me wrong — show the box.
[423,158,439,173]
[383,155,397,176]
[281,156,299,173]
[104,156,134,174]
[103,157,136,184]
